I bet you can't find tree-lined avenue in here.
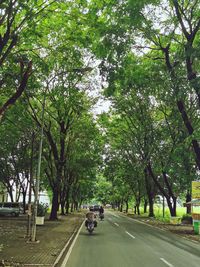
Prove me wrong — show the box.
[63,212,200,267]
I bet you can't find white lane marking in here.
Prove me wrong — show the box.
[160,258,174,267]
[60,220,85,267]
[119,214,165,231]
[114,222,119,227]
[125,231,135,239]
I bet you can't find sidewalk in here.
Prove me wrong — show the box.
[0,212,84,267]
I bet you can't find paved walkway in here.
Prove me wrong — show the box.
[0,212,84,267]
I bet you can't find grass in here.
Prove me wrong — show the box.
[127,205,200,223]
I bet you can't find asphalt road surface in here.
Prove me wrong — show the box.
[62,211,200,267]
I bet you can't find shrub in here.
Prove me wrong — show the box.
[181,214,192,224]
[37,203,48,217]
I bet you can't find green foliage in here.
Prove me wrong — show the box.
[95,176,112,204]
[37,203,48,217]
[1,0,200,219]
[181,214,192,221]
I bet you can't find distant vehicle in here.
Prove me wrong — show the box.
[0,202,21,217]
[105,204,112,208]
[89,205,100,212]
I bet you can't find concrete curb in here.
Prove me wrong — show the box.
[53,219,84,267]
[59,220,85,267]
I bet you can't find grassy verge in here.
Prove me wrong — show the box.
[127,206,200,223]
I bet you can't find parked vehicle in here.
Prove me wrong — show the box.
[0,202,21,217]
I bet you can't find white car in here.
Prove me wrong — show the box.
[0,202,21,217]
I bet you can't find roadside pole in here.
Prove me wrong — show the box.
[26,131,35,238]
[31,90,46,242]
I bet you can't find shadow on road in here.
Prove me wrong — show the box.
[79,231,102,236]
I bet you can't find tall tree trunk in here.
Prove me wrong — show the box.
[65,190,70,214]
[177,100,200,169]
[0,62,32,119]
[79,199,83,209]
[125,200,129,213]
[148,197,154,217]
[120,201,123,212]
[172,0,200,105]
[162,171,177,216]
[136,203,140,215]
[65,200,70,214]
[60,187,66,215]
[75,201,78,211]
[144,168,155,217]
[163,45,200,170]
[173,196,177,216]
[60,200,65,215]
[22,191,26,214]
[70,202,74,213]
[7,186,14,202]
[134,205,137,214]
[166,197,176,217]
[147,162,177,216]
[144,199,148,214]
[186,191,191,214]
[49,188,59,220]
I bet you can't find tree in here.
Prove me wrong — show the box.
[0,0,57,119]
[0,101,39,209]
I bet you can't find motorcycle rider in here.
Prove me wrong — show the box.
[85,210,97,227]
[99,205,104,219]
[99,205,104,215]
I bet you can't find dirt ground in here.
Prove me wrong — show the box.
[127,214,200,243]
[0,212,84,267]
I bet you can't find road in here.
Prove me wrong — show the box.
[62,211,200,267]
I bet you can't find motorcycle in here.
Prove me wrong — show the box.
[99,213,104,220]
[87,221,95,233]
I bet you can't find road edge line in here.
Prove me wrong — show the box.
[115,212,199,244]
[59,220,85,267]
[117,212,166,231]
[53,219,85,267]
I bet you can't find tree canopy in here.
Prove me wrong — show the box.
[1,0,200,224]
